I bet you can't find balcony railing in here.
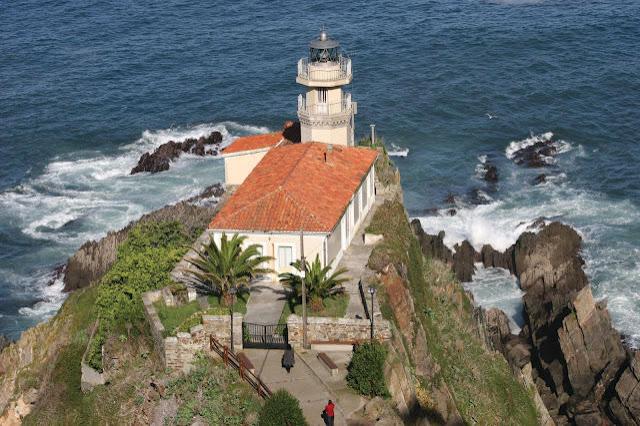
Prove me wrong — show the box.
[298,93,353,116]
[297,56,352,82]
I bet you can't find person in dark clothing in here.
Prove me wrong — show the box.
[322,399,335,426]
[282,344,295,373]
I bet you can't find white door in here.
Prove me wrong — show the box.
[277,246,293,272]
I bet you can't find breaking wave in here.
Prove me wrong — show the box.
[0,121,269,335]
[416,132,640,347]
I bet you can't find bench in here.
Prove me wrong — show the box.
[237,352,255,375]
[317,352,339,376]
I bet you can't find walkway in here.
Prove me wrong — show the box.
[243,348,364,426]
[243,281,288,325]
[338,194,389,319]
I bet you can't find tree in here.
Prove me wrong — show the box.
[185,233,272,303]
[257,389,308,426]
[279,254,348,307]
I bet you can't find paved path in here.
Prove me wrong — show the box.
[243,281,288,325]
[243,348,364,426]
[337,195,388,319]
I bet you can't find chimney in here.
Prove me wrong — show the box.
[324,144,333,163]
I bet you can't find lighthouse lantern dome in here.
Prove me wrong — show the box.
[309,30,340,63]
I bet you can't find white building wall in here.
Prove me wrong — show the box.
[223,150,269,186]
[210,164,377,280]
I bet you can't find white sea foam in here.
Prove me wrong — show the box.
[418,134,640,347]
[1,121,270,327]
[388,143,409,157]
[466,264,525,332]
[505,131,554,159]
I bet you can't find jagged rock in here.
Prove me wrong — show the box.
[479,222,633,424]
[410,220,453,264]
[447,208,457,216]
[443,193,456,204]
[485,308,511,353]
[0,335,12,354]
[482,163,499,183]
[533,174,547,185]
[452,240,476,282]
[130,131,222,174]
[510,138,558,168]
[479,244,515,272]
[608,351,640,424]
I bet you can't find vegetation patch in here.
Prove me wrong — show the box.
[346,341,389,397]
[155,293,249,337]
[279,292,348,323]
[165,355,261,426]
[86,221,192,371]
[366,199,538,425]
[257,389,307,426]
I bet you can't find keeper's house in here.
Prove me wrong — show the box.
[209,142,377,279]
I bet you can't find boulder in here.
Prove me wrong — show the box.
[481,163,499,183]
[130,131,222,174]
[510,138,558,168]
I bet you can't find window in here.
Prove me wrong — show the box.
[277,246,293,270]
[317,88,327,104]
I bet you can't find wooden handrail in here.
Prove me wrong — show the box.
[209,335,272,399]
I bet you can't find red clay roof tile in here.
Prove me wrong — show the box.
[210,143,378,233]
[222,132,283,155]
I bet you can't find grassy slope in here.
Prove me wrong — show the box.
[20,221,262,425]
[367,199,538,425]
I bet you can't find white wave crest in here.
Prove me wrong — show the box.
[505,131,554,159]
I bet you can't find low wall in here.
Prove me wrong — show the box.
[142,289,243,373]
[287,314,392,349]
[80,320,105,392]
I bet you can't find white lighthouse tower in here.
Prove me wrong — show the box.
[296,31,356,147]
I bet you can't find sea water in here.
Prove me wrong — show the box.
[1,0,639,344]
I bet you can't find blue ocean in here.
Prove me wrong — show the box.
[1,0,639,345]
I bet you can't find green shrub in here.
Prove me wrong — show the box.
[257,389,307,426]
[87,221,191,371]
[166,356,261,425]
[346,341,389,397]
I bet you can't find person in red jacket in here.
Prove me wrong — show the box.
[322,400,335,426]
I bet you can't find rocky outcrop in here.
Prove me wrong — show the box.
[63,183,225,292]
[130,131,222,174]
[0,335,12,354]
[509,136,559,168]
[452,240,476,282]
[481,163,499,183]
[410,219,452,264]
[476,222,636,424]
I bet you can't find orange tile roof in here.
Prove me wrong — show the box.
[210,143,378,233]
[222,132,283,155]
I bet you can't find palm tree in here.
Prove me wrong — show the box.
[279,255,348,309]
[185,233,272,304]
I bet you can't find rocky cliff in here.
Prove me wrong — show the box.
[418,221,640,425]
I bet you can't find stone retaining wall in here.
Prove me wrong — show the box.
[142,289,242,373]
[287,314,392,349]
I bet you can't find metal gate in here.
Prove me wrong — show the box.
[242,322,288,349]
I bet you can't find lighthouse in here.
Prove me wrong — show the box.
[296,31,356,147]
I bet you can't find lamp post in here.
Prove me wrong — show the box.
[368,286,376,342]
[229,286,238,352]
[299,230,308,349]
[370,124,376,146]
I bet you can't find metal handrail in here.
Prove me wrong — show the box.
[297,56,351,81]
[358,280,370,320]
[209,335,272,399]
